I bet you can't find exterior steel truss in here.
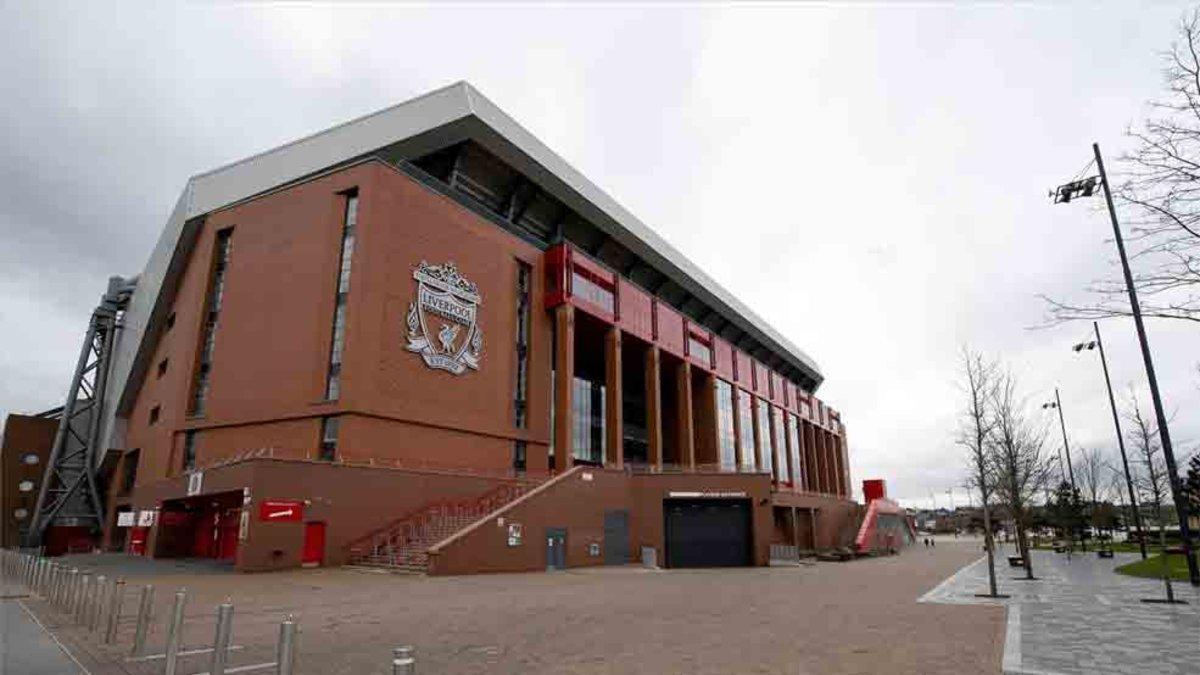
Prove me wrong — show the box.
[27,276,136,546]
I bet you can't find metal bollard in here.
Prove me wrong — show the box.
[209,601,234,675]
[392,646,416,675]
[276,616,297,675]
[77,573,92,624]
[67,568,80,614]
[90,574,107,632]
[131,585,154,656]
[163,588,187,675]
[105,578,125,644]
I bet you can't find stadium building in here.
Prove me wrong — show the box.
[17,83,862,573]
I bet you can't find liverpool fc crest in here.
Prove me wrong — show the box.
[405,261,483,375]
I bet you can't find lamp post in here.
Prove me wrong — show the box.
[1051,142,1199,586]
[1041,393,1076,490]
[1072,322,1148,560]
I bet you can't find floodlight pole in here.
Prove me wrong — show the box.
[1054,389,1076,490]
[1093,142,1198,585]
[1091,320,1147,560]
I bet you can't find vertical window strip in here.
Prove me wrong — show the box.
[737,390,756,471]
[772,406,787,483]
[715,380,737,471]
[189,229,233,416]
[756,398,774,476]
[325,193,358,400]
[514,262,531,427]
[319,416,340,461]
[182,430,197,472]
[787,413,802,488]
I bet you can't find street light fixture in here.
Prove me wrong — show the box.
[1051,143,1199,586]
[1072,321,1148,560]
[1041,391,1076,490]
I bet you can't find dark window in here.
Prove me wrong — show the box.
[121,449,140,493]
[514,261,531,427]
[189,229,233,416]
[149,406,160,425]
[165,312,176,331]
[512,440,527,473]
[182,431,197,472]
[319,416,340,461]
[325,193,358,400]
[157,359,168,378]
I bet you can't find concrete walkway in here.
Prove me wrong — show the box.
[1,582,85,675]
[921,547,1200,675]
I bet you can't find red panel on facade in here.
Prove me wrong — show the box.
[617,278,654,342]
[752,360,767,395]
[782,380,794,412]
[863,479,887,503]
[733,349,752,387]
[544,244,570,309]
[655,302,685,357]
[768,371,782,404]
[711,336,734,381]
[259,500,305,522]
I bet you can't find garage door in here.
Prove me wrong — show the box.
[663,498,752,568]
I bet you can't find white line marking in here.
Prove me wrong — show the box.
[17,598,92,675]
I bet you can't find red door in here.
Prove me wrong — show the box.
[217,508,240,561]
[301,522,326,566]
[128,527,149,556]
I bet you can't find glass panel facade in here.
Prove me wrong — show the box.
[319,416,340,461]
[571,376,605,464]
[571,271,615,313]
[772,406,787,483]
[737,389,755,470]
[687,337,711,365]
[190,229,233,417]
[787,413,803,488]
[182,431,198,472]
[756,398,773,476]
[514,262,531,427]
[325,194,358,400]
[715,379,736,470]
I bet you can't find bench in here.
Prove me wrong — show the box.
[1007,555,1025,567]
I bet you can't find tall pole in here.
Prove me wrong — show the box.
[1092,320,1147,559]
[1055,388,1076,490]
[1094,142,1198,586]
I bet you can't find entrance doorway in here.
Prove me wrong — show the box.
[663,498,752,568]
[546,527,567,570]
[302,522,326,567]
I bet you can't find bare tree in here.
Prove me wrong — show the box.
[1076,447,1109,547]
[988,370,1055,580]
[957,347,1001,596]
[1125,393,1178,602]
[1044,11,1200,325]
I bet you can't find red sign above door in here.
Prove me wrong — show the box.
[259,500,304,522]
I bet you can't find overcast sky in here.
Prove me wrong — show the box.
[2,2,1198,507]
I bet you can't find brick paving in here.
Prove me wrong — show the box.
[919,544,1200,675]
[20,541,1002,674]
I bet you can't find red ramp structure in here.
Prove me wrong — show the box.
[854,479,916,554]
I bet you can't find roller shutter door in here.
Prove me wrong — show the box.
[664,498,752,568]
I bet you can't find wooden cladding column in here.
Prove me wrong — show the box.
[677,361,695,469]
[732,390,746,469]
[645,346,663,470]
[822,430,836,497]
[830,431,844,497]
[604,326,623,468]
[838,432,851,498]
[806,422,823,493]
[554,304,575,471]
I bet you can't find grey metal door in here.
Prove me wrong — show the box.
[603,510,630,564]
[546,527,566,570]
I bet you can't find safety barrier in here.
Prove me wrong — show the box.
[0,548,363,675]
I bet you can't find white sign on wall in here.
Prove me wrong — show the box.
[116,512,136,527]
[186,471,203,496]
[137,510,156,527]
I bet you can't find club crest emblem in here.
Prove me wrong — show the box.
[405,261,483,375]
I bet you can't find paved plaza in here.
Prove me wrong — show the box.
[16,541,1002,675]
[920,545,1200,675]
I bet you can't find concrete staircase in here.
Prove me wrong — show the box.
[346,482,536,572]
